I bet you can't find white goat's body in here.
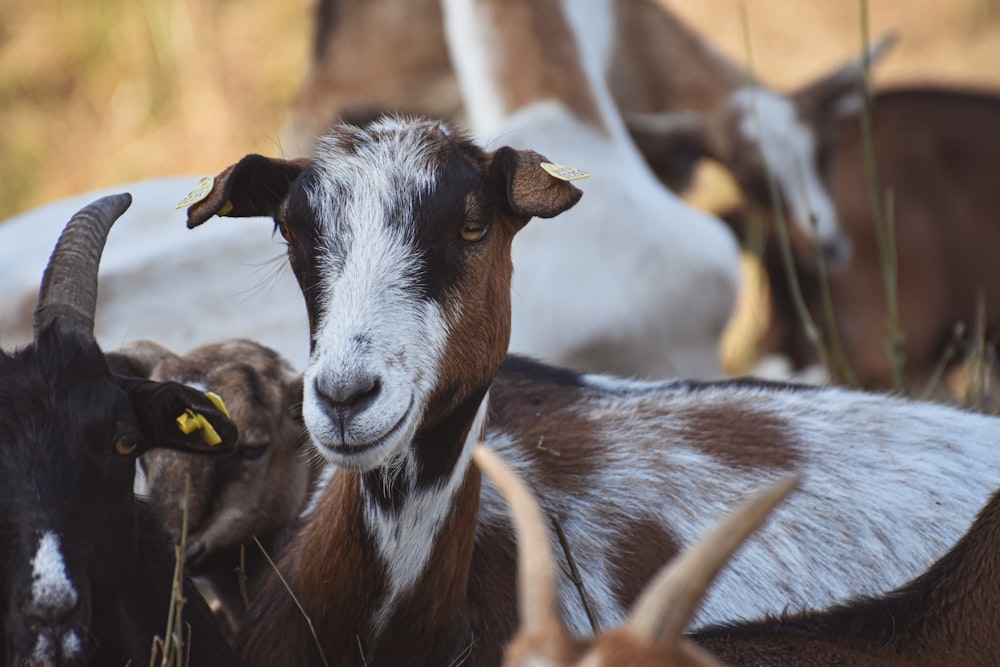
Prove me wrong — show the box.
[443,0,741,379]
[0,178,309,367]
[484,361,1000,631]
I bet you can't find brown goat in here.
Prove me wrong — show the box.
[474,443,797,667]
[714,87,1000,393]
[120,338,319,639]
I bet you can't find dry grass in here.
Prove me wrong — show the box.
[0,0,308,220]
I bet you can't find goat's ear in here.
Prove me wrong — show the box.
[185,155,311,229]
[491,147,583,223]
[793,31,898,121]
[625,111,712,192]
[118,377,238,456]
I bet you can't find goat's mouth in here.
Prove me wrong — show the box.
[318,395,416,470]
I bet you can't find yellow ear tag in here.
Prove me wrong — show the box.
[204,391,230,418]
[176,409,223,447]
[176,176,217,210]
[540,162,590,181]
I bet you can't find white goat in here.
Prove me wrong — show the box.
[186,115,1000,667]
[442,0,741,379]
[0,177,309,368]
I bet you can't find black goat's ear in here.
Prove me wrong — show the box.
[490,147,583,224]
[185,155,311,229]
[118,377,238,456]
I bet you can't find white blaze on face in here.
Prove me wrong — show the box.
[29,531,78,618]
[733,87,840,250]
[300,120,453,470]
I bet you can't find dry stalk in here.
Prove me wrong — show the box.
[253,536,330,667]
[550,513,600,634]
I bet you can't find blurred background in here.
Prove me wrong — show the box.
[3,0,1000,222]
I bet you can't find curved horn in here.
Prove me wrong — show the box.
[625,475,800,644]
[34,193,133,343]
[472,443,561,635]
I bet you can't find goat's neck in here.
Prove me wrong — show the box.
[609,0,747,114]
[442,0,612,136]
[294,392,490,664]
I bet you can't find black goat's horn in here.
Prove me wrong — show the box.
[34,193,133,343]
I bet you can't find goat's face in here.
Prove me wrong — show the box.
[720,87,849,267]
[186,117,581,474]
[0,329,236,667]
[138,340,308,573]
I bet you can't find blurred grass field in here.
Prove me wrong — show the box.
[2,0,999,222]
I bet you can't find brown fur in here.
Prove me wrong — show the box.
[673,404,801,472]
[479,0,605,131]
[610,520,683,611]
[746,88,1000,392]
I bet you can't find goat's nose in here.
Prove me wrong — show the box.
[314,372,382,419]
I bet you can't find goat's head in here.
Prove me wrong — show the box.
[127,339,307,575]
[0,195,237,667]
[187,117,581,473]
[628,34,896,270]
[472,444,798,667]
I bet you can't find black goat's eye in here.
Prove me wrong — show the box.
[461,222,489,242]
[113,437,138,457]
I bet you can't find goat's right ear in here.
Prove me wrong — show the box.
[490,147,583,223]
[185,155,311,228]
[625,111,712,192]
[118,377,239,456]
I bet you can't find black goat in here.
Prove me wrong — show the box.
[0,194,238,666]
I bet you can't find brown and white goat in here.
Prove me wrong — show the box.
[475,443,797,667]
[284,0,890,266]
[117,338,317,640]
[188,117,1000,667]
[722,87,1000,392]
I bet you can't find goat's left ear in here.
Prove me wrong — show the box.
[185,155,311,229]
[117,377,238,455]
[491,147,583,223]
[793,31,898,120]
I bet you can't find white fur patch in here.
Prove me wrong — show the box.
[733,87,840,247]
[368,396,490,632]
[62,630,82,658]
[29,531,78,618]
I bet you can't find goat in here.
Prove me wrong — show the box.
[0,176,310,368]
[188,116,1000,667]
[475,442,797,667]
[441,0,741,379]
[712,87,1000,393]
[118,338,317,640]
[284,0,891,267]
[0,194,238,666]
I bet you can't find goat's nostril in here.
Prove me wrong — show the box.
[315,374,382,415]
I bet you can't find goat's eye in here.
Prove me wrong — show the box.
[113,437,138,457]
[239,442,269,461]
[461,222,489,242]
